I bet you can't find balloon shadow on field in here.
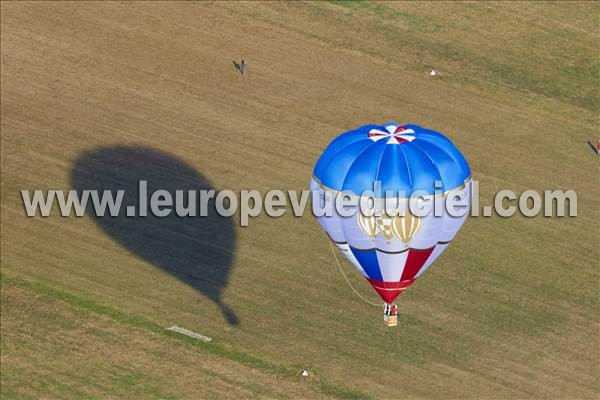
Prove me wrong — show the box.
[70,146,239,325]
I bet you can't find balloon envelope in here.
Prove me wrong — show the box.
[312,123,471,304]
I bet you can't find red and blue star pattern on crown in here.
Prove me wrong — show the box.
[368,124,416,144]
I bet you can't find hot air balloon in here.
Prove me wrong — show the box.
[311,123,471,326]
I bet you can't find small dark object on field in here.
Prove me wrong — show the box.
[233,59,246,76]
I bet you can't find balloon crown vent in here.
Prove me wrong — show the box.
[367,124,416,144]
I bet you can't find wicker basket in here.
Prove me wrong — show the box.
[384,314,398,327]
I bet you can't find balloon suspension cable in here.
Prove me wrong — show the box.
[328,240,384,307]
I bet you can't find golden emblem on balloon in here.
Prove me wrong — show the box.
[357,210,422,243]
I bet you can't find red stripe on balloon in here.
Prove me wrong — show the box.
[400,246,435,281]
[367,278,415,304]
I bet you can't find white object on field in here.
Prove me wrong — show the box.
[166,326,212,342]
[430,70,437,76]
[301,370,309,377]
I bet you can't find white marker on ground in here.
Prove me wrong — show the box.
[166,326,212,342]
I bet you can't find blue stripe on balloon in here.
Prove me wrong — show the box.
[313,125,379,180]
[375,144,412,196]
[397,144,442,194]
[342,139,388,195]
[407,125,471,180]
[320,139,373,191]
[350,247,382,281]
[410,139,462,191]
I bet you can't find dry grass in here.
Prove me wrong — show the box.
[1,1,598,399]
[1,276,329,399]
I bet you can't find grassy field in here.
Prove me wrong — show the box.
[1,1,598,399]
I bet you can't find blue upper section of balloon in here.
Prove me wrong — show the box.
[313,123,471,196]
